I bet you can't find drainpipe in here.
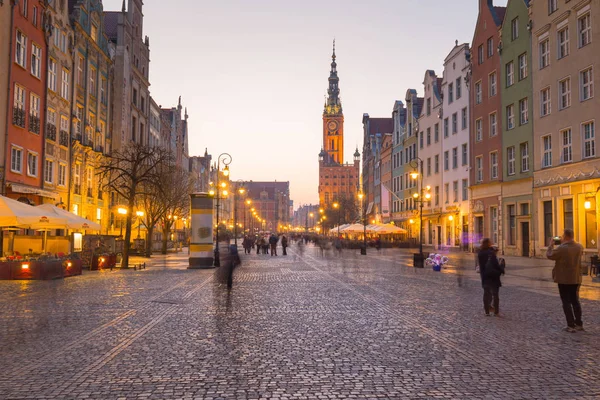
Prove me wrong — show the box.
[40,7,50,205]
[67,23,77,214]
[3,2,16,198]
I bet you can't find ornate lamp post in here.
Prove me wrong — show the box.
[135,210,144,239]
[409,157,431,268]
[333,202,340,237]
[233,180,246,247]
[358,192,367,255]
[210,153,231,267]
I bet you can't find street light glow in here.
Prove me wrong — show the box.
[117,207,127,215]
[413,193,419,198]
[410,171,419,180]
[223,165,230,177]
[333,202,339,209]
[136,210,144,217]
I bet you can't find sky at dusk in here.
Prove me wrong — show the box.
[103,0,508,207]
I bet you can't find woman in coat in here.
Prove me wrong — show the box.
[478,239,505,316]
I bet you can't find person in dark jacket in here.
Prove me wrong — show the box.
[478,239,505,316]
[269,234,278,256]
[281,235,288,256]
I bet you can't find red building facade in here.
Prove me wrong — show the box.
[4,0,51,204]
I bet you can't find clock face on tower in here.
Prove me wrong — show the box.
[327,120,338,132]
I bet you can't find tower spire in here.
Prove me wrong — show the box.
[325,39,342,115]
[122,0,126,12]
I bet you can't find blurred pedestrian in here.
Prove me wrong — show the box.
[281,235,288,256]
[547,229,584,332]
[479,241,504,317]
[269,233,278,256]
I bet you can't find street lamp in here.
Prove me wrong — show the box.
[309,212,314,232]
[233,180,246,246]
[358,192,367,255]
[117,207,128,236]
[211,153,232,267]
[333,202,340,237]
[135,210,144,239]
[409,157,431,268]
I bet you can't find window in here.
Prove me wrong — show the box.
[132,88,138,106]
[540,39,550,69]
[558,27,569,59]
[53,25,60,48]
[461,107,467,130]
[434,123,439,142]
[506,62,514,87]
[487,37,494,58]
[33,6,38,26]
[22,0,28,17]
[435,186,440,206]
[507,205,516,246]
[44,159,54,184]
[132,115,137,141]
[491,206,498,244]
[434,154,439,174]
[521,203,529,216]
[452,147,458,169]
[478,45,484,64]
[490,151,498,179]
[459,179,467,201]
[419,131,423,149]
[47,108,56,127]
[519,98,529,125]
[563,199,573,231]
[61,69,70,100]
[427,157,431,176]
[89,66,96,97]
[490,112,497,136]
[77,56,84,87]
[59,30,67,53]
[16,31,27,68]
[444,183,449,204]
[86,167,93,196]
[542,135,552,168]
[75,105,83,135]
[444,151,449,171]
[74,163,81,190]
[540,87,551,116]
[548,0,557,14]
[27,152,38,177]
[91,24,98,43]
[444,118,449,138]
[462,143,468,166]
[11,147,22,173]
[60,114,68,133]
[451,113,457,134]
[456,78,462,99]
[448,83,454,103]
[543,201,553,243]
[580,67,594,101]
[582,121,595,158]
[100,77,107,104]
[578,13,591,48]
[511,17,519,41]
[518,53,528,80]
[453,181,458,203]
[475,118,482,142]
[476,156,483,183]
[141,96,146,113]
[475,81,482,104]
[520,142,529,172]
[426,127,431,146]
[48,59,57,91]
[507,146,515,176]
[506,105,515,130]
[14,84,25,110]
[489,72,497,97]
[29,93,40,134]
[31,43,41,78]
[559,77,571,109]
[561,128,572,163]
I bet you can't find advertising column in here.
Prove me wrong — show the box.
[188,193,214,268]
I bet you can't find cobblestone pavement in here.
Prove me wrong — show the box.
[1,244,600,399]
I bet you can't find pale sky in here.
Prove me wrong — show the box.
[103,0,507,207]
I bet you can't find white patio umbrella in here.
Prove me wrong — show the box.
[0,195,68,227]
[36,204,101,231]
[372,224,407,234]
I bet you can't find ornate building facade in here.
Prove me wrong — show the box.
[318,42,360,208]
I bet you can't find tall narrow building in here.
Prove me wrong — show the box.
[318,42,360,208]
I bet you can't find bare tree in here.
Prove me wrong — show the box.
[157,166,192,254]
[139,179,167,257]
[98,143,172,268]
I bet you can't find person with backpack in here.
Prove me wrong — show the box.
[478,239,505,316]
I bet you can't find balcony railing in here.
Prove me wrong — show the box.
[59,130,69,147]
[12,107,25,128]
[28,114,40,134]
[46,123,57,141]
[74,184,81,195]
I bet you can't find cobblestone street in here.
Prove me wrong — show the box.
[1,245,600,399]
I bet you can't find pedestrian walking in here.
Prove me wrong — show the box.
[257,236,263,255]
[269,233,278,256]
[546,229,584,332]
[281,235,288,256]
[478,239,504,317]
[242,235,251,254]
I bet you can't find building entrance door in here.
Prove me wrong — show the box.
[474,216,484,246]
[521,222,530,257]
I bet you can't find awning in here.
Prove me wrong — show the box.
[366,202,374,215]
[8,183,59,199]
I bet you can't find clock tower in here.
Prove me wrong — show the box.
[322,40,344,165]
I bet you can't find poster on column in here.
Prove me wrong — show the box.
[188,193,214,269]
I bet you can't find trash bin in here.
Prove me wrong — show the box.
[413,253,425,268]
